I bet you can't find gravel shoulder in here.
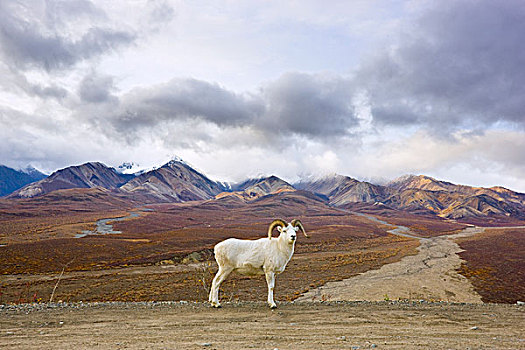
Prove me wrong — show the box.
[1,301,523,350]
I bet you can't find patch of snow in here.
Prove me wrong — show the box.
[17,165,47,176]
[217,181,233,191]
[115,162,155,175]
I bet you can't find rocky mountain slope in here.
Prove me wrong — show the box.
[386,175,525,219]
[297,173,525,221]
[296,174,392,206]
[214,176,295,203]
[3,159,524,222]
[9,162,133,198]
[119,159,226,202]
[218,175,296,201]
[0,165,46,197]
[389,175,525,206]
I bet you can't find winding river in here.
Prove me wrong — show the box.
[349,210,426,241]
[75,209,152,238]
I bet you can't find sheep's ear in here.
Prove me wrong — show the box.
[277,226,283,233]
[294,227,299,232]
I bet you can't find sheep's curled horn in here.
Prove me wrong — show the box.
[291,219,309,238]
[267,219,286,239]
[267,219,310,239]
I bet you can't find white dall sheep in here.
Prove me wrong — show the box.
[209,219,308,308]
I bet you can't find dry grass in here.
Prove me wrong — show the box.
[0,235,417,304]
[456,227,525,303]
[2,189,522,305]
[0,191,420,303]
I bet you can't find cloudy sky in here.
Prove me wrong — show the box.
[1,0,524,191]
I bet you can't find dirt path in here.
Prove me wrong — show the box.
[1,301,523,350]
[298,219,484,303]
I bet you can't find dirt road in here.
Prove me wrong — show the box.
[299,221,484,303]
[1,301,523,349]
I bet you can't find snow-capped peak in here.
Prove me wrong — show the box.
[166,155,194,168]
[115,162,154,175]
[17,165,47,177]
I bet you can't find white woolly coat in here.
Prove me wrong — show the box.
[213,237,294,276]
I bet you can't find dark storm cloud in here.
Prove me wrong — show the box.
[101,78,264,132]
[360,0,525,133]
[2,68,69,100]
[259,73,358,137]
[31,84,68,100]
[97,0,525,144]
[370,104,419,126]
[0,105,61,132]
[89,73,359,142]
[0,1,136,71]
[78,72,116,103]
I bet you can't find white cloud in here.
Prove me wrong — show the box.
[334,129,525,191]
[309,150,340,175]
[1,0,525,193]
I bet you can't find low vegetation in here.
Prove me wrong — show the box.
[0,192,420,304]
[1,188,523,305]
[456,227,525,303]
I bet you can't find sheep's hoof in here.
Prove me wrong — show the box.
[269,303,277,309]
[210,302,222,308]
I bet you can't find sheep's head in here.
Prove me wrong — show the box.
[291,219,308,238]
[268,219,309,244]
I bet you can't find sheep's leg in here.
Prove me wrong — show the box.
[265,271,277,309]
[209,266,232,308]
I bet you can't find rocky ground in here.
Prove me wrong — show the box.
[1,301,523,349]
[299,226,484,303]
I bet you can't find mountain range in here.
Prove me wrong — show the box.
[119,159,225,202]
[10,162,133,198]
[1,160,524,222]
[0,165,46,197]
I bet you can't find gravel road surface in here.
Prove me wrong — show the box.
[1,301,523,349]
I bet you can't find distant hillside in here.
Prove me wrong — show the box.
[224,175,295,200]
[4,159,525,224]
[295,174,392,206]
[386,175,525,220]
[389,175,525,206]
[119,159,226,202]
[296,173,525,221]
[9,162,133,198]
[215,176,295,202]
[388,174,459,192]
[0,165,47,197]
